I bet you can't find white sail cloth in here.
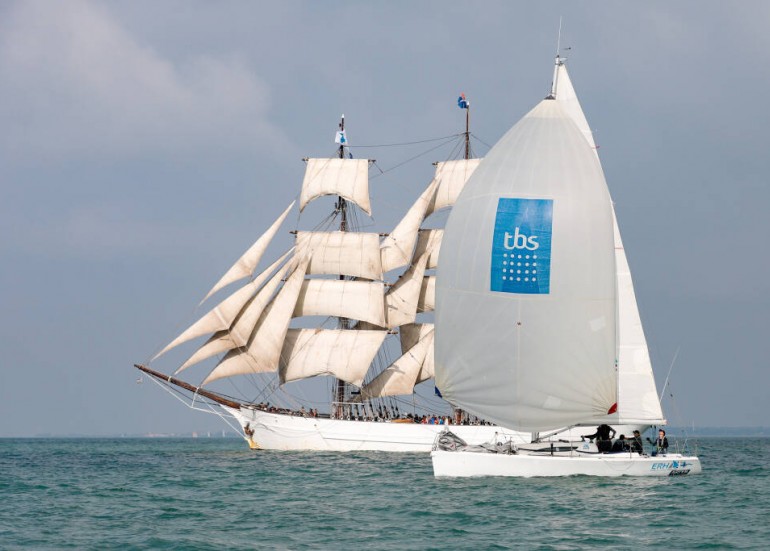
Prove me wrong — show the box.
[554,61,664,425]
[300,158,372,215]
[175,254,298,373]
[279,328,388,387]
[358,330,434,399]
[435,99,618,432]
[293,279,387,327]
[380,179,439,273]
[417,276,435,313]
[412,229,442,270]
[202,257,310,385]
[425,159,482,216]
[384,251,430,328]
[201,201,294,303]
[295,231,383,280]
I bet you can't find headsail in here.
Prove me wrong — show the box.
[435,98,617,432]
[553,58,664,425]
[201,201,295,304]
[155,250,294,362]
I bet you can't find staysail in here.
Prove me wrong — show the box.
[435,98,618,432]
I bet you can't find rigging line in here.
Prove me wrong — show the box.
[370,136,462,180]
[469,133,493,150]
[348,133,463,148]
[659,346,681,404]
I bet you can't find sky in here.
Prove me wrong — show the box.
[1,0,768,436]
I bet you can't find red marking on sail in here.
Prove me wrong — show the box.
[607,403,618,414]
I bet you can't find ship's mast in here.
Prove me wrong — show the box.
[464,99,470,160]
[334,114,349,418]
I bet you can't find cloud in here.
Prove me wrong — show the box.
[0,0,286,161]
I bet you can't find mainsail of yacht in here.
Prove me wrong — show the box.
[430,56,701,476]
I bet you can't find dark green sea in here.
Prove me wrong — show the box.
[1,437,767,550]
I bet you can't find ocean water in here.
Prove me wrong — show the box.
[1,437,767,550]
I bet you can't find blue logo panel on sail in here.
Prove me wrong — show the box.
[490,198,553,294]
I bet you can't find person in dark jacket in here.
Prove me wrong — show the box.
[630,430,644,454]
[647,429,669,456]
[611,434,630,452]
[584,424,616,453]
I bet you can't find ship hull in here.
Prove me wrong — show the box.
[225,406,647,452]
[225,406,521,451]
[431,449,702,478]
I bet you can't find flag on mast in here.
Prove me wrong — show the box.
[457,93,469,109]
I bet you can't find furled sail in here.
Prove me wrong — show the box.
[435,98,617,432]
[300,158,372,215]
[295,231,382,280]
[175,254,298,373]
[201,257,310,385]
[292,279,387,327]
[554,60,665,425]
[201,201,295,303]
[425,159,482,216]
[357,330,434,399]
[380,179,439,273]
[384,251,430,328]
[279,328,388,387]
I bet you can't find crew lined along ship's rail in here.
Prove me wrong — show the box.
[241,401,497,426]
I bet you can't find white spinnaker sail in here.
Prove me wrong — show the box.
[435,99,618,432]
[555,61,664,424]
[426,159,482,216]
[295,231,383,280]
[201,201,295,303]
[300,158,372,215]
[358,330,434,398]
[279,328,388,387]
[380,179,439,273]
[202,257,310,385]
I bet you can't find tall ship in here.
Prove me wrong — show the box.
[137,107,528,450]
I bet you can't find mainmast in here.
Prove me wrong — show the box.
[334,114,349,418]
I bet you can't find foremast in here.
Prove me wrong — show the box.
[334,114,350,418]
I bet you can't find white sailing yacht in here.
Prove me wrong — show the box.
[430,56,701,477]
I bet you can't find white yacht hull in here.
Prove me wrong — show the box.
[431,450,702,478]
[225,406,647,452]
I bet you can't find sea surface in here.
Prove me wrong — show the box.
[1,437,767,550]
